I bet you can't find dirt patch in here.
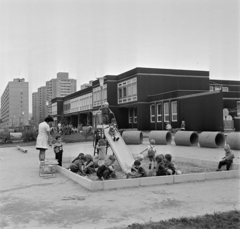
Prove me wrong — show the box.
[64,155,217,181]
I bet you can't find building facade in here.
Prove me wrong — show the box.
[0,78,29,129]
[51,68,240,132]
[46,72,77,116]
[37,86,48,123]
[32,92,40,126]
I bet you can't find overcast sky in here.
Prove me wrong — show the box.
[0,0,239,112]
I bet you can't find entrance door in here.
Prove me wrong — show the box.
[128,107,137,128]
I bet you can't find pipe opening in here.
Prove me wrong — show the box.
[215,133,225,147]
[166,132,172,144]
[190,133,199,146]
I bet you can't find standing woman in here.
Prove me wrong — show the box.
[36,115,54,162]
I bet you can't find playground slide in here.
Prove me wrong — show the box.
[103,127,135,173]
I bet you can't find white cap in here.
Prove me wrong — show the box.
[103,102,109,106]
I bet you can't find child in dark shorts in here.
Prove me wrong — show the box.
[97,155,116,180]
[126,160,147,178]
[216,144,235,171]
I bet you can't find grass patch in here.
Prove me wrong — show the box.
[126,210,240,229]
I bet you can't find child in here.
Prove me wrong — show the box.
[69,153,86,176]
[140,139,156,170]
[164,154,176,175]
[155,154,167,176]
[126,160,147,178]
[95,139,107,166]
[180,120,186,131]
[216,144,235,171]
[100,102,114,124]
[166,122,172,131]
[53,136,63,166]
[83,154,96,174]
[97,155,116,180]
[108,118,119,141]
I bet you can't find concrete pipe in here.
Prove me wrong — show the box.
[174,131,199,146]
[226,132,240,150]
[199,132,225,148]
[149,131,172,145]
[122,131,143,145]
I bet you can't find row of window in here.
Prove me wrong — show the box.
[118,78,137,104]
[210,86,228,91]
[150,101,177,123]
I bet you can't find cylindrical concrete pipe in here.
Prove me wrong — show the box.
[174,131,199,146]
[199,132,225,148]
[226,132,240,150]
[149,131,172,145]
[122,131,143,145]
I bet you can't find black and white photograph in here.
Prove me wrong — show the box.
[0,0,239,228]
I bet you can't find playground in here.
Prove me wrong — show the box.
[0,134,240,228]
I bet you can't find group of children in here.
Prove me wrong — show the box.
[68,151,117,180]
[126,139,179,178]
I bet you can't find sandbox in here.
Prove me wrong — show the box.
[56,155,240,191]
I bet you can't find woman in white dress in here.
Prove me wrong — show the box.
[36,116,54,161]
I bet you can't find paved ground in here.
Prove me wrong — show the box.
[0,138,240,229]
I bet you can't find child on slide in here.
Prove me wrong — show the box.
[108,118,119,141]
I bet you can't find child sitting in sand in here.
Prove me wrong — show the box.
[95,139,107,166]
[126,160,147,178]
[69,153,86,176]
[155,154,167,176]
[216,144,235,171]
[164,154,176,175]
[83,154,97,175]
[108,118,119,141]
[140,139,157,170]
[97,155,116,180]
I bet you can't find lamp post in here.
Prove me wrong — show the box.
[97,77,104,106]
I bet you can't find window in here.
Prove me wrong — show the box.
[129,108,132,123]
[171,101,177,122]
[164,102,169,122]
[133,107,137,123]
[215,86,221,91]
[150,105,155,123]
[118,78,137,104]
[209,86,214,91]
[157,103,162,122]
[237,101,240,116]
[222,87,229,92]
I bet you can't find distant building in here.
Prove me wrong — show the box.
[38,86,48,123]
[46,72,76,116]
[32,92,40,126]
[0,78,29,128]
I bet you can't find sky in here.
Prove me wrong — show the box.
[0,0,239,112]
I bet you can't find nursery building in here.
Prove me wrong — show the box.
[51,67,240,132]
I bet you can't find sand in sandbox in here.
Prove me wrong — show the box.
[64,155,217,181]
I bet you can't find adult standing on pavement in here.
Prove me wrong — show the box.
[36,115,54,162]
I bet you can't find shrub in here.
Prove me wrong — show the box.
[22,130,38,142]
[0,131,12,144]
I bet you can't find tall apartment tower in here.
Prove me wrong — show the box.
[32,92,40,126]
[38,86,48,123]
[46,72,76,115]
[0,78,29,128]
